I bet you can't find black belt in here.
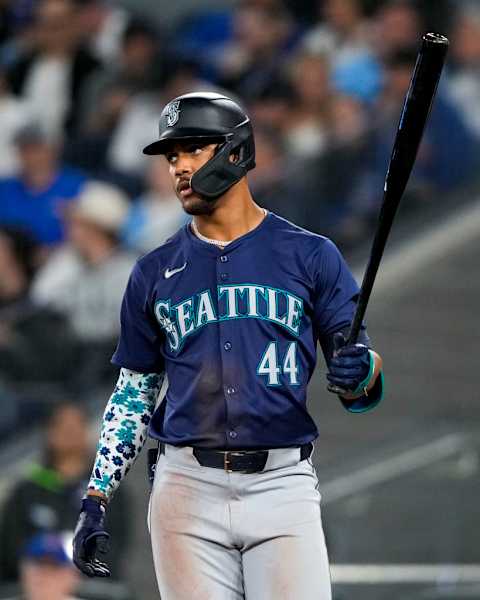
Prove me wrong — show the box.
[191,442,313,474]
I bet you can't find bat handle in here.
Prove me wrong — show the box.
[346,316,362,346]
[346,290,368,346]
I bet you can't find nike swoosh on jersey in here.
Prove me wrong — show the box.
[164,262,187,279]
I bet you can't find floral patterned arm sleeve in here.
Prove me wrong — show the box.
[88,368,164,499]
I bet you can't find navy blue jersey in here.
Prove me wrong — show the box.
[112,212,360,449]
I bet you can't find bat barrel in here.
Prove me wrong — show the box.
[347,33,449,345]
[384,33,449,200]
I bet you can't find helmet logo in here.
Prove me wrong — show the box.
[166,101,181,127]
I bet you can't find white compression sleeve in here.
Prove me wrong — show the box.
[88,368,164,499]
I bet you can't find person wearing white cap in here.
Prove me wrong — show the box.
[31,181,137,380]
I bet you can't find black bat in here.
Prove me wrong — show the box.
[347,32,449,346]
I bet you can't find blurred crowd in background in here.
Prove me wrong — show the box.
[0,0,479,597]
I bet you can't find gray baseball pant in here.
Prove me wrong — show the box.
[148,444,332,600]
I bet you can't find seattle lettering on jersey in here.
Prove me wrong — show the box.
[155,284,304,352]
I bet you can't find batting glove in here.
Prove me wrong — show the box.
[73,496,111,578]
[326,331,373,396]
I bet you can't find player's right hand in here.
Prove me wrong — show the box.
[73,496,111,578]
[326,331,371,396]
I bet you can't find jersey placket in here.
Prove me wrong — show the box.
[217,249,241,446]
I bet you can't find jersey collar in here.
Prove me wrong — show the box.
[184,210,272,255]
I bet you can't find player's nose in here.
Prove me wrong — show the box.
[174,153,194,176]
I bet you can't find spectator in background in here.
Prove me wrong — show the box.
[107,59,210,178]
[79,19,161,132]
[216,0,298,100]
[447,4,480,139]
[0,226,78,390]
[171,6,234,82]
[329,93,369,148]
[303,93,372,246]
[354,47,477,223]
[247,124,309,226]
[19,533,80,600]
[0,123,86,247]
[248,78,294,133]
[302,0,382,103]
[7,531,133,599]
[75,0,132,65]
[31,181,135,384]
[251,48,371,239]
[171,0,298,86]
[0,403,129,584]
[64,19,162,184]
[0,67,33,177]
[307,0,370,47]
[7,0,100,137]
[284,49,333,158]
[370,0,423,60]
[123,156,187,254]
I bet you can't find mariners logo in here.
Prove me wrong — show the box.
[166,101,181,127]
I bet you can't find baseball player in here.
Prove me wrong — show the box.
[72,92,384,599]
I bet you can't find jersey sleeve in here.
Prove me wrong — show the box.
[312,239,360,336]
[112,261,165,373]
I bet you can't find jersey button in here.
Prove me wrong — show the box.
[228,430,237,439]
[220,273,228,281]
[220,255,228,263]
[226,386,235,395]
[224,342,232,351]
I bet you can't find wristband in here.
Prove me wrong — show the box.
[352,350,375,396]
[84,494,108,511]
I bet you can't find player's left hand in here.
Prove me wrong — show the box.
[326,331,372,397]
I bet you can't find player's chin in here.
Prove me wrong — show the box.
[179,193,215,216]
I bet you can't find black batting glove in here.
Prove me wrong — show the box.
[326,331,372,396]
[73,496,111,578]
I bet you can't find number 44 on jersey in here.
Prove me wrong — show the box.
[257,342,299,386]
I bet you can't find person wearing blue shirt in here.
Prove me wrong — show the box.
[0,124,86,245]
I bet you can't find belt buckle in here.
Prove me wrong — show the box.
[224,452,232,473]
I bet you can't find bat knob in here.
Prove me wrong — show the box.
[423,32,449,46]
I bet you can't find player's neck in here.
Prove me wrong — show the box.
[193,184,265,243]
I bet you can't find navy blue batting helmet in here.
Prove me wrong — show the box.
[142,91,256,199]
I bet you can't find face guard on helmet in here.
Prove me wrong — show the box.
[142,91,256,199]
